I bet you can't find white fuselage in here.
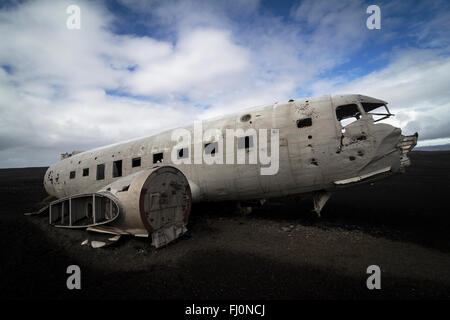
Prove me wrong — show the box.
[44,94,408,202]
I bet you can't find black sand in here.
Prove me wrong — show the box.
[1,151,449,299]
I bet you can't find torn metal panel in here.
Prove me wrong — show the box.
[398,133,418,169]
[152,224,187,248]
[334,166,391,185]
[60,150,84,160]
[86,225,136,236]
[24,204,49,216]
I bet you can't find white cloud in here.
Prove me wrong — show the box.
[121,28,251,97]
[0,0,255,167]
[310,49,450,143]
[0,0,449,167]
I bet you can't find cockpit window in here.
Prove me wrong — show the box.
[361,102,384,112]
[336,104,361,127]
[361,102,392,122]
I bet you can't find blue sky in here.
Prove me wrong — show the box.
[0,0,449,167]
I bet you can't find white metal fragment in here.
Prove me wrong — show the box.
[334,167,391,185]
[108,235,121,242]
[91,241,106,248]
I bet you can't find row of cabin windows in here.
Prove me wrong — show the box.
[69,156,142,180]
[69,153,164,180]
[69,137,255,180]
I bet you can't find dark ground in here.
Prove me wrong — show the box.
[1,151,450,300]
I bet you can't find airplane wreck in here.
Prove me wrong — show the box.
[32,94,418,248]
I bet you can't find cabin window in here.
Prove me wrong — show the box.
[113,160,122,178]
[336,104,361,127]
[69,171,76,179]
[237,136,254,149]
[177,147,189,159]
[153,152,164,163]
[132,157,141,168]
[204,142,218,155]
[83,168,89,177]
[296,117,312,128]
[96,164,105,180]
